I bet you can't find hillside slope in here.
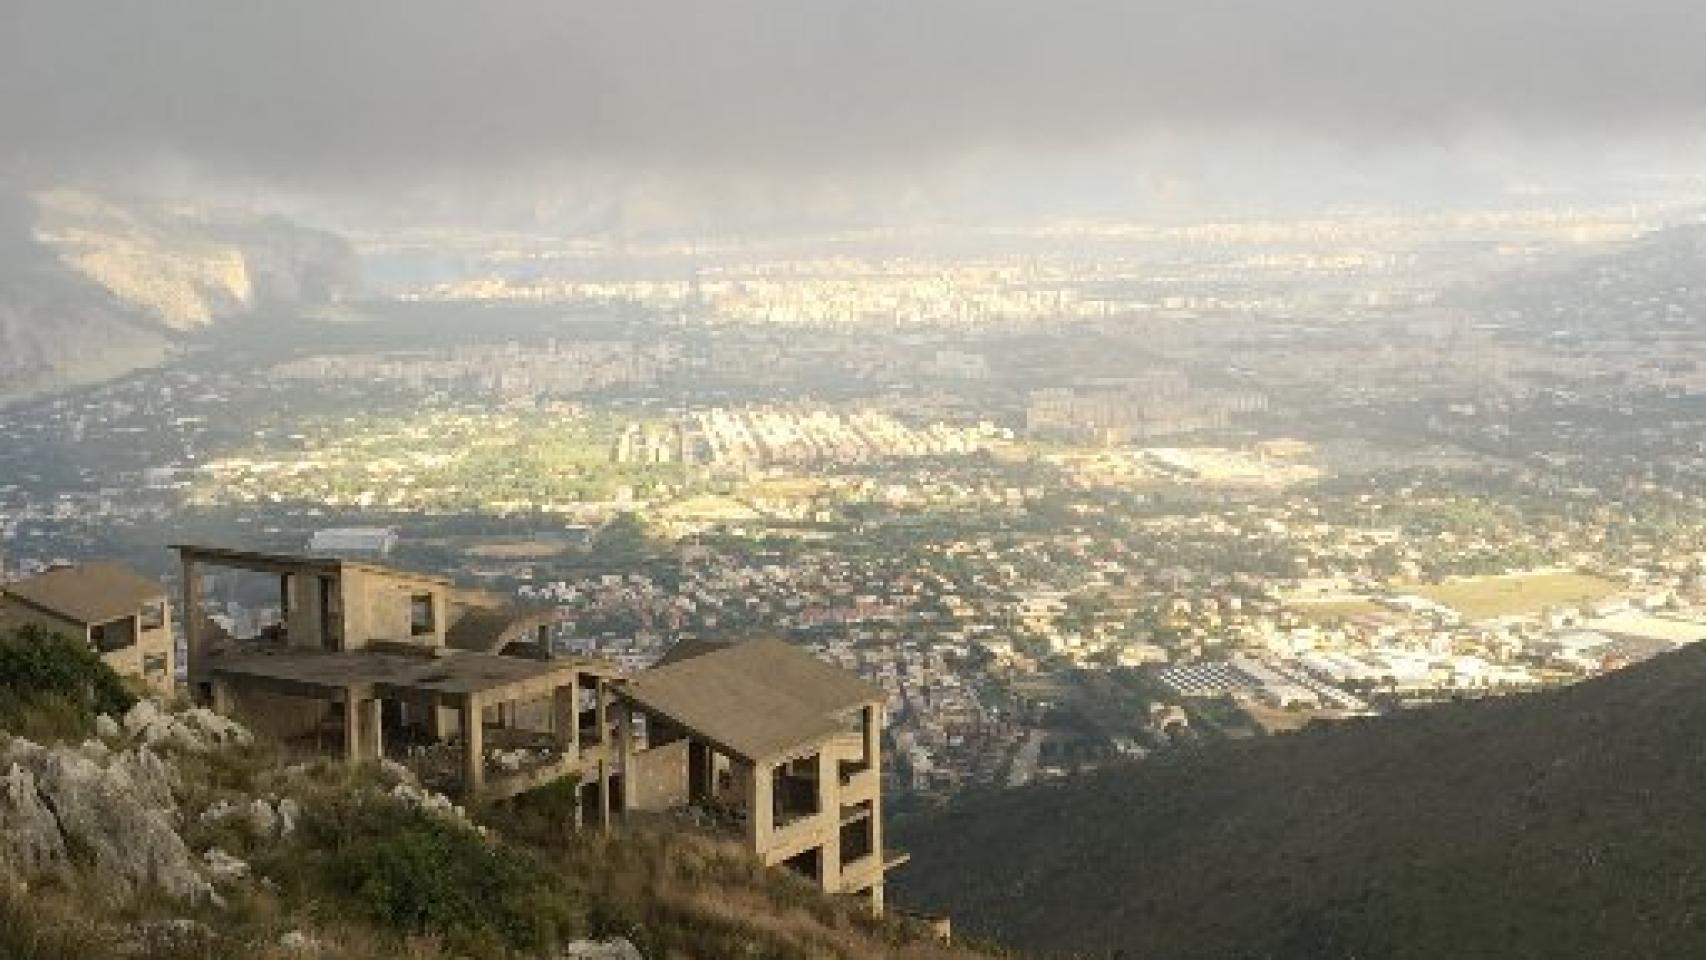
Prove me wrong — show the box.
[0,187,358,403]
[895,644,1706,959]
[0,629,986,960]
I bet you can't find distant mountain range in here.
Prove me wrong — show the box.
[0,187,358,403]
[895,644,1706,959]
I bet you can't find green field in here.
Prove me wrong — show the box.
[1408,571,1620,621]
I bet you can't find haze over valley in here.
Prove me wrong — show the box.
[9,3,1706,958]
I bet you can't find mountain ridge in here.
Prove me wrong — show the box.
[894,642,1706,959]
[0,187,358,403]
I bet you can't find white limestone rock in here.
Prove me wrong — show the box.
[202,847,249,882]
[180,707,253,749]
[0,762,68,871]
[34,748,210,901]
[0,735,211,902]
[199,799,238,825]
[94,713,121,740]
[277,797,301,838]
[112,745,176,811]
[278,930,320,953]
[121,700,252,753]
[390,782,466,823]
[247,797,278,837]
[377,758,416,786]
[76,737,111,764]
[559,939,645,960]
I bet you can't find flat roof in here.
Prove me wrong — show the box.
[621,638,884,762]
[174,544,453,585]
[3,562,165,626]
[209,647,600,700]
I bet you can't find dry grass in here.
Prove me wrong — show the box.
[0,753,998,960]
[1406,571,1620,621]
[1287,598,1386,624]
[522,822,986,960]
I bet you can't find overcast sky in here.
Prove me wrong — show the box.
[5,1,1706,225]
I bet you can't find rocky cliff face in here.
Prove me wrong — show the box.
[0,187,360,402]
[0,701,255,903]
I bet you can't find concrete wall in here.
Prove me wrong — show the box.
[129,603,174,696]
[341,570,448,650]
[284,573,331,651]
[224,685,329,742]
[627,739,691,812]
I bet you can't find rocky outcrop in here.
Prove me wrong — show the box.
[0,699,269,903]
[0,760,67,870]
[0,734,210,901]
[122,700,253,753]
[558,939,646,960]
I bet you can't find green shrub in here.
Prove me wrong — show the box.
[504,773,583,847]
[0,626,137,739]
[301,793,579,954]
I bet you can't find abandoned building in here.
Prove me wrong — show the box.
[176,545,622,807]
[615,637,905,912]
[174,545,904,912]
[0,561,174,695]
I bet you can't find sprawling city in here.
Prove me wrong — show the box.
[10,3,1706,958]
[8,200,1706,817]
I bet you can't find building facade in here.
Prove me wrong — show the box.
[0,562,174,695]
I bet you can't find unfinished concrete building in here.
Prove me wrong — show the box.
[614,638,904,912]
[0,562,175,695]
[176,547,904,912]
[177,545,621,807]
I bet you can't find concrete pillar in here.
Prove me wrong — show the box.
[461,695,484,798]
[864,705,881,769]
[816,749,840,892]
[868,704,884,874]
[181,559,203,692]
[596,759,612,832]
[431,706,455,741]
[343,694,362,763]
[747,758,773,853]
[552,683,577,754]
[278,574,292,639]
[210,678,235,716]
[594,679,609,746]
[362,698,384,761]
[868,884,885,915]
[615,701,634,814]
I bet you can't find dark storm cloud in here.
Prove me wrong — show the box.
[4,0,1706,185]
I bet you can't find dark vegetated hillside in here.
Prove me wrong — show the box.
[894,644,1706,959]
